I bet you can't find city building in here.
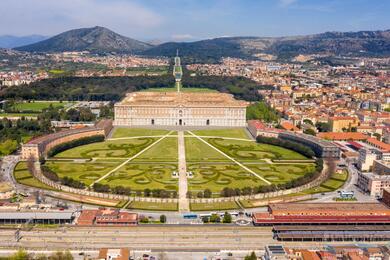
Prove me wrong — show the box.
[21,120,113,160]
[357,148,380,172]
[279,132,340,158]
[77,209,138,226]
[329,117,359,132]
[253,202,390,226]
[247,120,282,138]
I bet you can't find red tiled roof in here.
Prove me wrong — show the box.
[317,132,368,141]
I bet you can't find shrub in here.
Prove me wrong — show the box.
[47,135,105,157]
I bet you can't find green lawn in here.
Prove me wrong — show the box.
[188,163,268,193]
[190,128,250,140]
[300,170,348,195]
[206,138,308,161]
[185,137,229,162]
[55,138,157,158]
[127,201,178,211]
[248,163,316,185]
[133,136,178,162]
[190,201,240,211]
[45,160,121,186]
[99,163,178,191]
[111,128,169,138]
[140,87,217,93]
[13,101,73,112]
[0,113,38,118]
[13,162,56,190]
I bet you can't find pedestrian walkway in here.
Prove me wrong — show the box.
[177,131,190,212]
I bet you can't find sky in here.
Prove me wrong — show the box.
[0,0,389,42]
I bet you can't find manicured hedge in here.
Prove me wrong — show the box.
[256,136,315,158]
[47,135,105,157]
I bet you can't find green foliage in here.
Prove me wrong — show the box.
[303,128,316,136]
[209,213,221,223]
[93,183,110,193]
[385,108,390,112]
[47,135,105,157]
[0,139,18,156]
[245,251,257,260]
[246,102,279,122]
[223,212,232,223]
[256,136,315,158]
[140,216,149,223]
[315,122,331,132]
[61,176,85,189]
[160,214,167,223]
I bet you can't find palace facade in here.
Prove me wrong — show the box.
[114,91,248,127]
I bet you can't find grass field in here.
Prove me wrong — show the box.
[100,163,178,191]
[188,163,268,193]
[0,113,38,118]
[55,138,157,158]
[111,128,169,138]
[33,127,319,202]
[206,138,307,161]
[140,87,217,93]
[300,170,348,195]
[190,201,240,211]
[133,136,178,162]
[185,137,229,162]
[13,101,72,112]
[127,201,178,211]
[190,129,251,140]
[13,162,56,190]
[45,160,120,186]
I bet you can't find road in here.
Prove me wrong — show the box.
[1,225,386,251]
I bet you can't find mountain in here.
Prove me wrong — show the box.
[15,26,152,53]
[13,26,390,61]
[0,35,48,48]
[143,30,390,62]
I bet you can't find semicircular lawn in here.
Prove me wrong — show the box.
[54,137,157,159]
[43,127,315,197]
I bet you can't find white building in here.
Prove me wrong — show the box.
[114,91,248,127]
[357,148,380,172]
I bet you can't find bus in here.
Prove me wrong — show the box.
[183,213,198,219]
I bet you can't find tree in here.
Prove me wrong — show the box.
[246,102,279,123]
[315,122,331,132]
[10,249,29,260]
[373,133,381,141]
[160,214,167,223]
[244,251,257,260]
[303,119,314,126]
[210,214,221,223]
[203,188,212,198]
[303,128,316,136]
[223,212,232,223]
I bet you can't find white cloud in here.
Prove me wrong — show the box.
[279,0,298,7]
[0,0,164,36]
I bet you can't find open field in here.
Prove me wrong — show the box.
[140,87,217,93]
[190,201,240,211]
[0,113,38,118]
[55,138,157,158]
[13,101,73,112]
[185,137,229,162]
[111,128,169,138]
[247,163,316,185]
[100,163,178,191]
[45,160,121,186]
[206,138,308,161]
[188,163,268,193]
[13,162,56,190]
[190,129,251,140]
[298,170,348,195]
[133,136,178,162]
[127,201,178,211]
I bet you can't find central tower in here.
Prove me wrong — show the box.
[173,49,183,92]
